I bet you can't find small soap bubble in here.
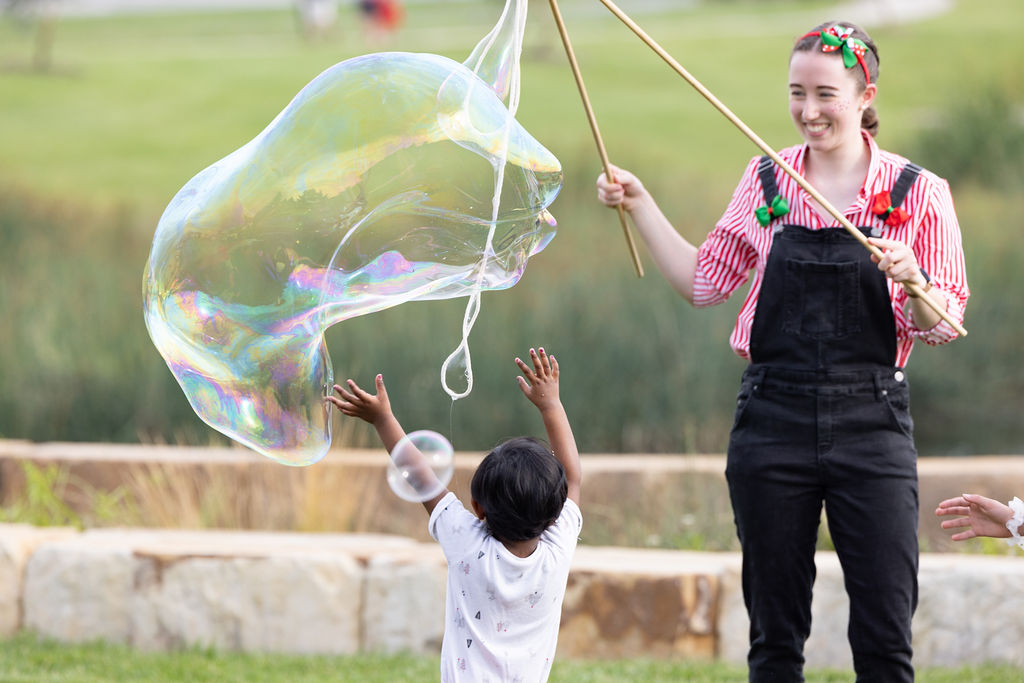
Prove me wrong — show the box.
[387,430,455,502]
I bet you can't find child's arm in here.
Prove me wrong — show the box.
[515,348,581,505]
[328,374,448,513]
[935,493,1020,541]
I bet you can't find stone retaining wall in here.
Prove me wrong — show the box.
[3,524,1024,668]
[3,441,1024,668]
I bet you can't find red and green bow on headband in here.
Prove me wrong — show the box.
[871,191,911,227]
[805,25,871,84]
[755,195,789,227]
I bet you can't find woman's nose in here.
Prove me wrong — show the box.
[801,99,820,120]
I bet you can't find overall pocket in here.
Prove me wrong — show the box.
[782,259,862,339]
[730,373,760,433]
[882,382,915,440]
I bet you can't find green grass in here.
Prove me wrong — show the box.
[1,1,1023,455]
[9,0,1020,209]
[2,631,1022,682]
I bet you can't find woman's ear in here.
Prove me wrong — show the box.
[471,498,486,521]
[860,82,877,111]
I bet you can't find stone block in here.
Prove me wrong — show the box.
[131,552,363,654]
[118,528,416,653]
[713,557,747,664]
[914,553,1024,667]
[22,527,417,654]
[23,538,137,644]
[0,524,77,636]
[361,544,447,654]
[559,547,733,660]
[803,554,852,669]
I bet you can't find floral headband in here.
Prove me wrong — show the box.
[802,25,872,84]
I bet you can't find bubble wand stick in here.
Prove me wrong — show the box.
[592,0,966,336]
[547,0,645,278]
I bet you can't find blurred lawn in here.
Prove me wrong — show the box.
[9,0,1021,209]
[3,630,1023,682]
[0,0,1022,455]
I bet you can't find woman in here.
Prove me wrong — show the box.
[596,22,968,681]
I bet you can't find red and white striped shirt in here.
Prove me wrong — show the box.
[693,132,969,368]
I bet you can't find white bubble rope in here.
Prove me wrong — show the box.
[441,0,528,401]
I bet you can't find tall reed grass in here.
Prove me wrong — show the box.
[3,151,1022,456]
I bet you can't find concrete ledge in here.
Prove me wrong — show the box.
[6,524,1024,668]
[7,440,1024,553]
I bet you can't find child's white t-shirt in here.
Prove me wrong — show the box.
[428,491,583,683]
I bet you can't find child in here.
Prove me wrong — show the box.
[935,494,1024,549]
[327,347,582,682]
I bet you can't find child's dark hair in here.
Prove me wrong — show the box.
[470,436,568,543]
[793,21,880,137]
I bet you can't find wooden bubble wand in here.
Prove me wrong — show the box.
[590,0,967,336]
[547,0,645,278]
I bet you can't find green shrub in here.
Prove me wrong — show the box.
[909,85,1024,190]
[0,462,82,528]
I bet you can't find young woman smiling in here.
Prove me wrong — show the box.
[596,21,969,682]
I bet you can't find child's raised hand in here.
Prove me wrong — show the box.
[515,347,560,411]
[328,374,392,425]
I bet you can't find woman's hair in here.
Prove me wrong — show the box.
[470,436,568,543]
[792,21,880,137]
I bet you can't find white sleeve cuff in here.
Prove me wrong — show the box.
[1005,497,1024,550]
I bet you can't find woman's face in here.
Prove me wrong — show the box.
[788,50,875,155]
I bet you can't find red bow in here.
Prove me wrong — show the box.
[871,191,910,227]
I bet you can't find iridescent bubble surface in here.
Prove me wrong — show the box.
[143,0,560,465]
[387,430,455,502]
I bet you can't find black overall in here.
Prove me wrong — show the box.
[726,158,920,682]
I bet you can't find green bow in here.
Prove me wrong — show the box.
[755,195,789,227]
[820,26,869,71]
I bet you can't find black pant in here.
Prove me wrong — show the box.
[726,365,918,683]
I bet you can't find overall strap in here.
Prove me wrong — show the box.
[870,162,922,230]
[754,156,790,227]
[887,162,931,283]
[757,155,780,203]
[888,162,922,209]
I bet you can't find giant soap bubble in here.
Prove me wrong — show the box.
[143,0,560,465]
